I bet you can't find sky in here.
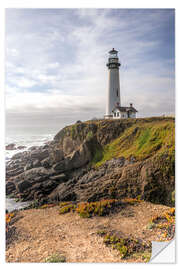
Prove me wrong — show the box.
[5,8,175,136]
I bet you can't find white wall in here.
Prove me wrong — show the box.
[106,68,120,116]
[112,109,136,119]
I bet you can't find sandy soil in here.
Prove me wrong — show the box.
[6,201,171,263]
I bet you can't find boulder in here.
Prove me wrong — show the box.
[48,182,77,201]
[33,159,41,168]
[6,181,16,195]
[49,173,67,183]
[13,167,53,184]
[28,146,39,151]
[17,180,32,193]
[53,161,66,172]
[30,149,49,161]
[24,161,33,171]
[17,145,26,150]
[41,157,51,168]
[6,168,24,178]
[6,144,16,150]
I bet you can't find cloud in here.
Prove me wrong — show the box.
[5,9,175,135]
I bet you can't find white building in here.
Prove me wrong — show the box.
[104,48,137,119]
[112,103,137,119]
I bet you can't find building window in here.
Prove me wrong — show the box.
[117,112,119,117]
[117,89,118,97]
[114,112,116,117]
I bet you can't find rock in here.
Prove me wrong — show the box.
[49,173,67,183]
[42,144,50,149]
[6,181,16,195]
[24,161,33,171]
[17,145,26,150]
[6,168,24,178]
[41,157,51,168]
[53,161,66,172]
[49,182,77,201]
[12,167,53,185]
[33,159,41,168]
[67,141,92,170]
[17,180,32,193]
[28,146,39,151]
[6,143,16,150]
[11,151,30,160]
[6,118,175,205]
[30,149,49,161]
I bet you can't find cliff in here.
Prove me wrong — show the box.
[6,117,175,206]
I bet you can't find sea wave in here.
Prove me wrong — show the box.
[6,133,54,160]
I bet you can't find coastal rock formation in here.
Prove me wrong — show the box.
[6,117,175,206]
[6,144,26,150]
[6,144,16,150]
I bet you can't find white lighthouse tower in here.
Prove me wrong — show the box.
[104,48,138,119]
[105,48,121,119]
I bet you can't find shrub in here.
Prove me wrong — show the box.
[101,232,151,259]
[59,198,143,218]
[40,204,56,209]
[45,253,66,263]
[59,204,76,214]
[76,199,118,218]
[86,130,93,140]
[122,198,142,205]
[171,191,175,204]
[29,200,39,209]
[147,208,175,241]
[6,212,15,232]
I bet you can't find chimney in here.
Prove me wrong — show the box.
[130,103,133,107]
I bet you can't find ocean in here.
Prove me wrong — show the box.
[6,198,32,212]
[6,133,55,161]
[6,132,55,211]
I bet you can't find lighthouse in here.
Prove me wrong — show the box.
[105,48,137,119]
[105,48,121,118]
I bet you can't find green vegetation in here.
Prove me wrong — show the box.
[91,146,103,164]
[86,130,93,140]
[40,204,56,209]
[76,199,119,218]
[70,125,76,139]
[45,253,66,263]
[147,208,175,241]
[59,203,76,214]
[171,191,175,205]
[100,232,151,260]
[59,198,142,218]
[92,121,175,167]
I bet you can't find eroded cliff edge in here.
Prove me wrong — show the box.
[6,117,175,206]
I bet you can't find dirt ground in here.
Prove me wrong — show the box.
[6,201,171,263]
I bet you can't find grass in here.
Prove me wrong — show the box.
[59,198,142,218]
[76,199,119,218]
[92,121,175,167]
[40,204,57,209]
[59,203,76,214]
[44,253,66,263]
[147,208,175,241]
[99,231,151,260]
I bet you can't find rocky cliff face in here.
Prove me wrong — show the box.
[6,117,175,206]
